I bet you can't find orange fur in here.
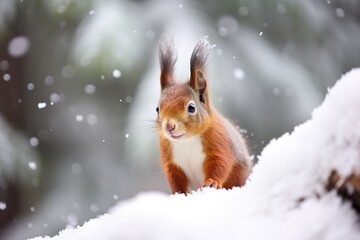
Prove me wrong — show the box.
[157,37,252,194]
[201,109,250,189]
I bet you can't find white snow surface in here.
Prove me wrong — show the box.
[31,69,360,240]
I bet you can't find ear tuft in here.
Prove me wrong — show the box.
[189,36,212,99]
[159,35,177,90]
[190,36,212,75]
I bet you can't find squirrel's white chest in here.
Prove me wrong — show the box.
[171,137,206,191]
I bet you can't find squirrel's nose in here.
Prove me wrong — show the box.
[165,123,176,132]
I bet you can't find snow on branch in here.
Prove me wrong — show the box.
[31,69,360,240]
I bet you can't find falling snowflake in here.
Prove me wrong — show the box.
[112,69,122,78]
[37,102,47,109]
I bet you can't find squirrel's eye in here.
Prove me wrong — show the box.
[187,103,196,114]
[156,107,159,114]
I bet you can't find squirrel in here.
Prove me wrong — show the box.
[156,36,252,194]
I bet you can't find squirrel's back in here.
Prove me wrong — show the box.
[219,113,252,168]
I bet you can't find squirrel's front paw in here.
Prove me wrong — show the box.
[202,178,221,189]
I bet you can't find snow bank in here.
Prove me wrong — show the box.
[31,69,360,240]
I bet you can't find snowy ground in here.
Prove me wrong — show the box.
[31,69,360,240]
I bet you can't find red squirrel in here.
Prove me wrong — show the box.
[156,36,252,194]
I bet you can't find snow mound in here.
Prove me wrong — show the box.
[31,69,360,240]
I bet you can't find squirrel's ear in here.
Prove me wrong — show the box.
[189,37,211,100]
[159,35,177,91]
[190,70,207,97]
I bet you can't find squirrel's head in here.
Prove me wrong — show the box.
[156,36,212,141]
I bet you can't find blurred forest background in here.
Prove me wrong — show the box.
[0,0,359,239]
